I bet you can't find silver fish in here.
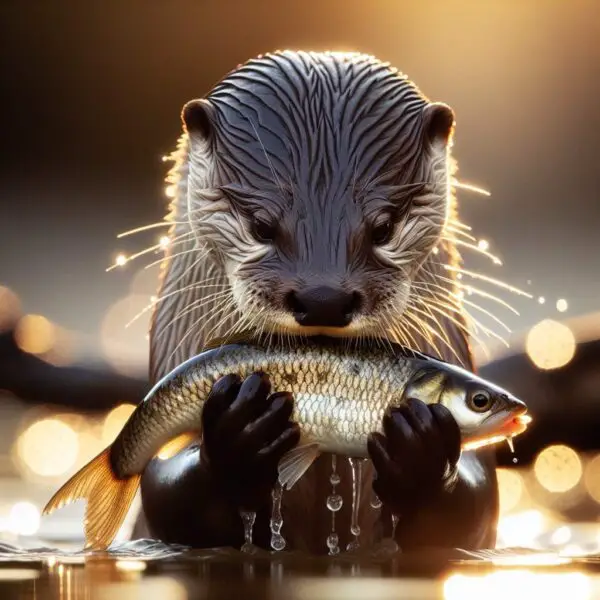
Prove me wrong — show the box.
[43,333,530,550]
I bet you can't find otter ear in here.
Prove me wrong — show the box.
[182,99,215,140]
[422,102,455,148]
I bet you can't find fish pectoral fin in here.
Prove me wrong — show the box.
[277,442,321,490]
[155,431,198,461]
[42,448,141,551]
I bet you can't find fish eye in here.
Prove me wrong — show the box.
[468,390,494,413]
[250,218,278,243]
[371,216,395,246]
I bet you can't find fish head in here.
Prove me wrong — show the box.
[436,369,530,449]
[405,363,530,449]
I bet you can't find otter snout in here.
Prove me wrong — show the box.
[285,286,363,328]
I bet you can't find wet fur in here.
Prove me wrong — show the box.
[145,51,475,552]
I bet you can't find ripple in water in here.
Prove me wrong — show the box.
[0,539,189,562]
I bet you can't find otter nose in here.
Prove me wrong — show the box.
[286,286,362,328]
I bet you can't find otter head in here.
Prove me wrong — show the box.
[152,51,463,378]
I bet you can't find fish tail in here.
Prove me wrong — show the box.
[42,448,141,551]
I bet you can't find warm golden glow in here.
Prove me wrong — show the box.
[165,184,177,198]
[14,314,56,355]
[496,509,545,548]
[496,468,524,514]
[115,560,147,572]
[525,319,576,370]
[491,553,571,567]
[556,298,568,313]
[102,404,136,445]
[159,235,170,249]
[0,286,22,331]
[115,254,127,267]
[583,454,600,503]
[16,419,79,477]
[477,239,489,251]
[8,502,40,536]
[100,294,151,376]
[444,571,591,600]
[534,445,582,493]
[550,525,572,546]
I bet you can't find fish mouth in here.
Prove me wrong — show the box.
[462,407,532,452]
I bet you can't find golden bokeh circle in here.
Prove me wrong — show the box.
[534,444,582,493]
[525,319,576,370]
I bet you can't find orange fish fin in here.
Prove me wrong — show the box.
[156,431,198,460]
[42,447,141,551]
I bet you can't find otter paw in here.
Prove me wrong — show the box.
[201,372,300,508]
[367,398,461,515]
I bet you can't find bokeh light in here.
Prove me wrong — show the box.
[534,445,582,493]
[102,404,136,445]
[15,418,79,478]
[556,298,568,313]
[159,235,170,250]
[477,239,489,251]
[496,468,524,514]
[100,294,150,376]
[14,314,56,355]
[583,454,600,503]
[496,509,545,548]
[444,571,591,600]
[525,319,576,370]
[8,502,40,536]
[115,254,127,267]
[538,296,546,304]
[165,184,177,198]
[0,286,22,332]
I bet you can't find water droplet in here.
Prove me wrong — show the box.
[391,513,400,539]
[271,533,286,552]
[240,510,257,553]
[346,540,360,552]
[329,472,341,486]
[270,483,285,551]
[326,494,343,512]
[348,457,364,551]
[370,493,382,509]
[512,457,519,464]
[327,532,340,556]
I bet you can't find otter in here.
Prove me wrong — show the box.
[135,50,498,553]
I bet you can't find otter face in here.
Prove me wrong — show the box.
[181,52,455,340]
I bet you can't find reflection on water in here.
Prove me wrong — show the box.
[0,540,599,599]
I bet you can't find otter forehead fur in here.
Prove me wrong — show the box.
[150,50,471,383]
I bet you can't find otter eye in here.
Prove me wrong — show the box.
[468,390,494,413]
[250,218,277,243]
[371,217,395,246]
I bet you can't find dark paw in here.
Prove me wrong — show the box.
[367,398,461,515]
[201,372,300,508]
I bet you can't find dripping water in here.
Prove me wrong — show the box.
[370,493,382,510]
[346,457,364,552]
[240,510,257,553]
[326,455,341,556]
[507,437,519,463]
[270,482,286,551]
[391,513,399,539]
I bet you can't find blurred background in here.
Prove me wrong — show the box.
[0,0,599,552]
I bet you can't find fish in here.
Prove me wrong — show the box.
[42,333,530,550]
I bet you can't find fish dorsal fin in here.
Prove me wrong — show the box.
[202,330,259,351]
[278,442,321,490]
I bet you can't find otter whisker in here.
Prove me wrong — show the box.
[153,289,234,336]
[440,236,503,266]
[126,286,231,329]
[444,225,478,243]
[117,221,190,238]
[143,246,210,271]
[433,263,532,298]
[451,180,491,197]
[416,275,520,316]
[404,302,464,365]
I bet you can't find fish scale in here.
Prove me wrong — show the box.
[42,333,529,551]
